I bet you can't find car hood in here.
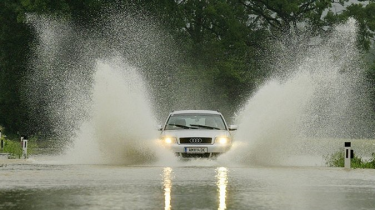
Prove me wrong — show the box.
[161,129,230,138]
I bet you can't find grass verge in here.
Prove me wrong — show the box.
[0,137,37,159]
[325,149,375,169]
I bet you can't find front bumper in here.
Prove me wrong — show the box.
[169,144,231,153]
[160,130,233,157]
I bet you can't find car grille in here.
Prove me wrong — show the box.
[179,137,212,144]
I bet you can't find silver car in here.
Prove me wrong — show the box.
[159,110,237,158]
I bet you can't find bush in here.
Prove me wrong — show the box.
[325,150,345,167]
[1,137,37,159]
[325,149,375,169]
[2,139,22,158]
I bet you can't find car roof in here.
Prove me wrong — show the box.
[170,110,221,115]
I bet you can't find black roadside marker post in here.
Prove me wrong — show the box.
[0,130,3,150]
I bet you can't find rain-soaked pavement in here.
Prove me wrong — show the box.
[1,159,375,210]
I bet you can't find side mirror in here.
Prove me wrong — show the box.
[157,125,163,131]
[229,125,238,131]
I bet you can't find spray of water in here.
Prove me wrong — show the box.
[25,12,182,164]
[26,12,372,167]
[61,58,162,164]
[26,4,240,166]
[220,18,372,166]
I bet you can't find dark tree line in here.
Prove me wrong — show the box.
[0,0,374,137]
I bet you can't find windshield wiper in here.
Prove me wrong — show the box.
[168,123,195,129]
[189,124,220,130]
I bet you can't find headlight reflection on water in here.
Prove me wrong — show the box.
[163,167,173,210]
[163,167,228,210]
[216,167,228,210]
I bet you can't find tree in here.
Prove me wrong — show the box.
[0,1,33,135]
[238,0,351,41]
[1,0,374,136]
[338,1,375,50]
[337,1,375,115]
[0,0,107,136]
[143,0,271,115]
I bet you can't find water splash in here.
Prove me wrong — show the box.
[26,15,94,140]
[61,58,161,164]
[25,13,372,167]
[25,12,179,164]
[221,18,372,166]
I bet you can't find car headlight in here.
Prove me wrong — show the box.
[161,137,176,144]
[215,136,231,145]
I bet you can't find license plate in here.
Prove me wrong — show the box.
[185,147,208,154]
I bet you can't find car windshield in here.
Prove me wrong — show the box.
[165,114,227,130]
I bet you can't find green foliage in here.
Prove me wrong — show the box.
[239,0,346,39]
[325,150,375,169]
[366,64,375,110]
[0,1,31,134]
[325,150,345,167]
[2,139,22,159]
[338,2,375,51]
[1,136,37,159]
[0,0,374,136]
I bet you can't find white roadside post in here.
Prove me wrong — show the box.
[344,142,351,169]
[22,136,28,159]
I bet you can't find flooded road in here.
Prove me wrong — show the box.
[14,16,375,210]
[1,160,375,210]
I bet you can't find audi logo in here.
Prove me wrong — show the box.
[189,138,203,143]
